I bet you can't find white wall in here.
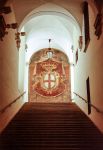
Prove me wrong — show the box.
[74,3,103,132]
[18,27,26,93]
[0,4,25,133]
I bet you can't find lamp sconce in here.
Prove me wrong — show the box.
[71,45,74,53]
[6,23,18,29]
[0,6,12,14]
[0,6,12,41]
[15,32,26,49]
[0,15,18,41]
[94,13,102,40]
[0,15,7,41]
[78,36,83,50]
[25,44,28,52]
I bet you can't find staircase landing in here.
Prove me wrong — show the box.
[0,102,103,150]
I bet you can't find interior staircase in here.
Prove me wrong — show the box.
[0,102,103,150]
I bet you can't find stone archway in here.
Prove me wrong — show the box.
[17,2,81,102]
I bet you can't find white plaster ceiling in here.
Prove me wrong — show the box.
[24,15,73,60]
[19,3,81,63]
[11,0,83,26]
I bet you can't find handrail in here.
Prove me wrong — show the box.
[73,92,103,114]
[73,92,87,103]
[0,91,26,113]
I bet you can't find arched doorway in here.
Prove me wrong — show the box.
[29,48,71,103]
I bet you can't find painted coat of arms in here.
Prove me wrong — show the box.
[32,58,66,97]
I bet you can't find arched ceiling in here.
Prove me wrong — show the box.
[15,2,82,63]
[10,0,83,26]
[24,14,78,63]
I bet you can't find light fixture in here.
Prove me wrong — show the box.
[15,32,26,49]
[47,39,53,59]
[0,6,11,14]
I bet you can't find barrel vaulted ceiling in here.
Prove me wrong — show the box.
[8,0,84,62]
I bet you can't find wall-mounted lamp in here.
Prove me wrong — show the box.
[71,45,74,53]
[94,13,102,39]
[25,44,28,52]
[78,36,83,50]
[6,23,18,29]
[0,6,11,40]
[0,6,11,14]
[0,15,7,41]
[15,32,26,49]
[0,15,18,41]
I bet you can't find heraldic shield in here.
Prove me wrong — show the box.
[32,59,66,97]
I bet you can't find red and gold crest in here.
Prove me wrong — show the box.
[32,59,66,97]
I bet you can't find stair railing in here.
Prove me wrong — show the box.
[0,91,26,113]
[73,92,103,115]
